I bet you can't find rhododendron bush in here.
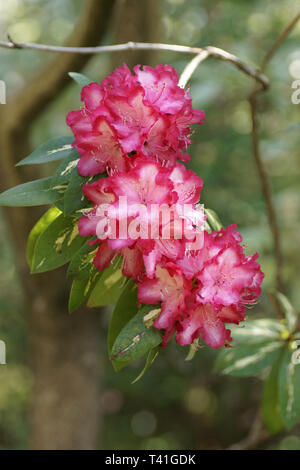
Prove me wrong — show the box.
[1,63,300,430]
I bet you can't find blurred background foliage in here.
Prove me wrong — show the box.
[0,0,300,450]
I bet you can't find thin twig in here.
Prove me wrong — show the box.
[179,51,209,88]
[249,94,284,291]
[227,412,268,450]
[261,12,300,71]
[0,39,269,89]
[248,12,300,293]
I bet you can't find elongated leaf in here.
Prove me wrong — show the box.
[204,208,223,232]
[16,137,74,166]
[272,291,298,333]
[50,149,80,189]
[67,240,98,280]
[63,172,105,216]
[69,72,92,87]
[108,280,138,371]
[87,263,126,307]
[0,177,61,207]
[185,339,200,361]
[108,280,138,352]
[63,172,89,216]
[215,341,283,377]
[26,207,61,267]
[279,347,300,429]
[262,358,284,434]
[31,214,85,273]
[68,270,101,313]
[131,347,160,384]
[111,305,162,363]
[229,319,285,344]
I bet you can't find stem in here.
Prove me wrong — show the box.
[249,94,283,292]
[179,51,209,88]
[261,12,300,71]
[0,39,269,89]
[248,11,300,293]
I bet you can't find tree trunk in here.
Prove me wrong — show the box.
[0,0,115,450]
[110,0,162,69]
[0,0,162,449]
[29,282,102,450]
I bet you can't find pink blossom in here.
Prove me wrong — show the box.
[68,63,264,352]
[138,263,192,344]
[78,158,204,280]
[66,64,205,175]
[176,304,238,349]
[137,225,264,348]
[196,244,264,309]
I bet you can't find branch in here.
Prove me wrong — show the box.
[0,40,269,90]
[227,412,268,450]
[249,94,284,291]
[3,0,116,136]
[179,51,209,88]
[248,11,300,292]
[0,0,116,267]
[261,12,300,71]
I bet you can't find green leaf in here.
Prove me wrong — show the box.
[67,240,98,280]
[108,279,138,351]
[68,270,101,313]
[63,171,89,216]
[215,341,283,377]
[108,279,138,371]
[272,291,298,333]
[63,172,105,216]
[50,149,80,189]
[87,262,126,307]
[279,347,300,429]
[215,319,286,377]
[0,177,61,207]
[229,319,285,344]
[31,214,85,273]
[131,347,160,384]
[111,305,162,363]
[185,339,200,361]
[262,358,284,434]
[69,72,92,87]
[26,207,61,268]
[16,137,74,166]
[204,208,223,232]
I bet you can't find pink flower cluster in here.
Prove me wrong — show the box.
[67,64,264,350]
[138,226,264,348]
[78,157,205,279]
[66,64,204,176]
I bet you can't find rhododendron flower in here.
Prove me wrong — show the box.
[196,246,263,309]
[137,225,264,348]
[69,62,264,352]
[66,64,205,176]
[78,158,205,279]
[176,304,242,349]
[138,263,192,346]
